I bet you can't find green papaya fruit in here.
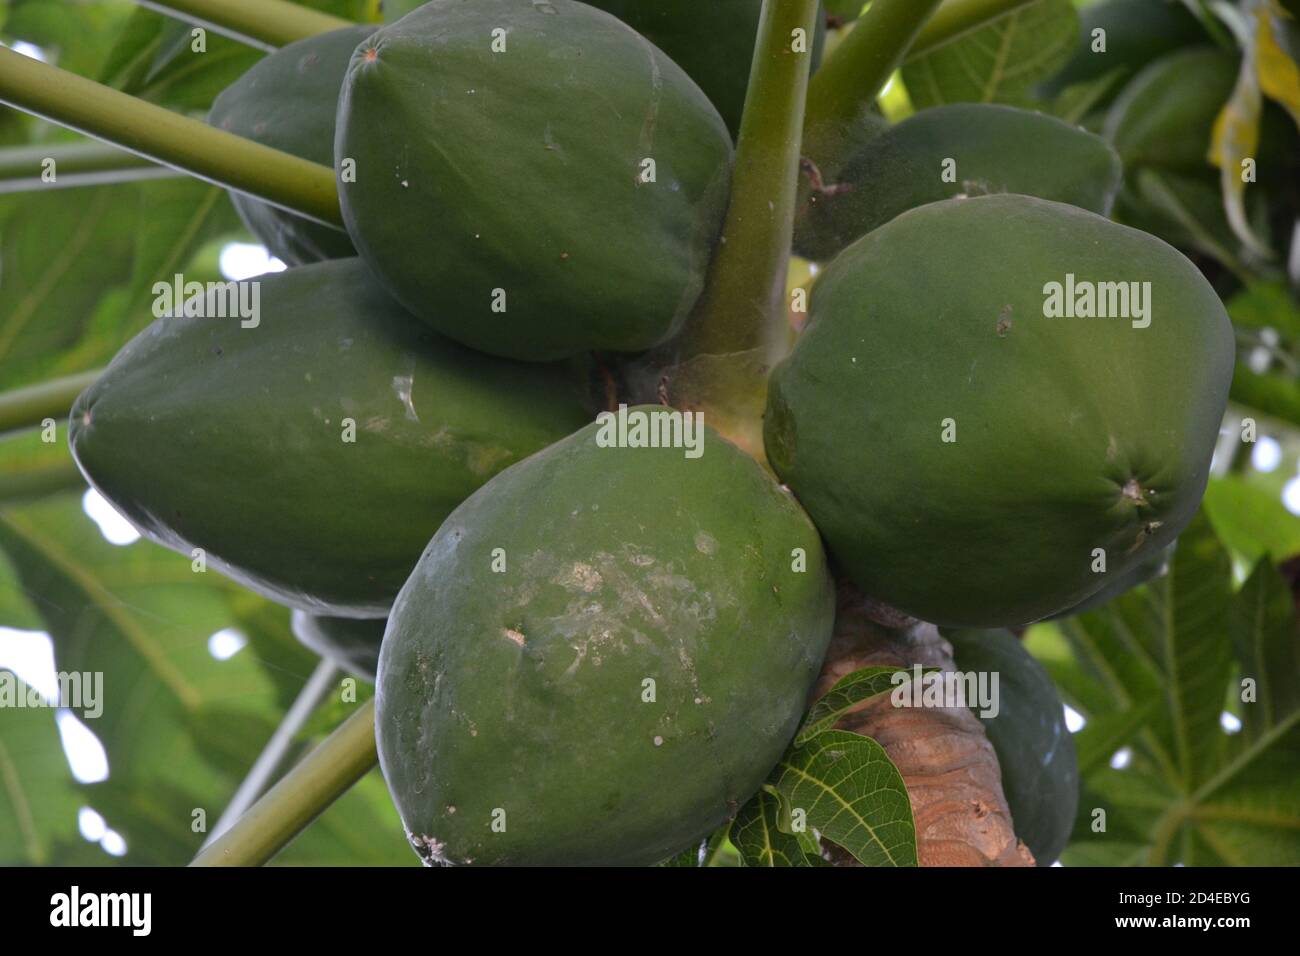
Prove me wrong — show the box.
[69,258,592,617]
[209,26,375,265]
[584,1,825,140]
[765,194,1235,627]
[1046,542,1172,620]
[336,0,733,362]
[944,628,1079,865]
[291,611,385,681]
[376,408,836,866]
[793,103,1123,263]
[1102,47,1239,173]
[1038,0,1208,102]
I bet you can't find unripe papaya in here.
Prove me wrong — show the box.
[765,194,1234,627]
[209,26,375,264]
[336,0,733,361]
[291,611,385,681]
[584,1,825,140]
[1047,542,1172,620]
[376,409,835,865]
[1038,0,1208,102]
[944,628,1078,865]
[793,103,1122,263]
[69,259,592,617]
[1103,47,1239,173]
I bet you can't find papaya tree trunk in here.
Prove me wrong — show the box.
[817,583,1034,867]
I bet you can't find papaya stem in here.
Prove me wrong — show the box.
[680,0,820,357]
[802,0,943,168]
[190,698,378,867]
[201,659,340,849]
[0,46,342,227]
[908,0,1040,60]
[137,0,355,50]
[0,140,181,193]
[0,370,102,437]
[657,0,820,459]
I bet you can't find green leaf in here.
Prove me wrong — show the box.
[1231,559,1300,741]
[1203,477,1300,563]
[0,680,83,865]
[0,188,139,388]
[1230,365,1300,428]
[0,177,242,390]
[795,664,920,745]
[1227,280,1300,341]
[0,428,84,509]
[1160,514,1237,790]
[769,730,916,866]
[1072,704,1156,778]
[1059,511,1300,865]
[901,0,1078,110]
[123,178,241,312]
[730,787,815,867]
[1047,67,1126,125]
[3,0,137,78]
[0,495,283,861]
[1208,4,1275,260]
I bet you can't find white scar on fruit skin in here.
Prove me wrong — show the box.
[392,355,419,422]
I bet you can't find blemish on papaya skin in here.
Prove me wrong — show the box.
[1120,478,1148,505]
[504,628,526,646]
[363,46,379,63]
[1129,520,1164,553]
[996,305,1012,337]
[409,832,450,866]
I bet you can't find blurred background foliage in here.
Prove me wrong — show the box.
[1,0,1298,866]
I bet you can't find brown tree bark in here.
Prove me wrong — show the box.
[816,583,1035,867]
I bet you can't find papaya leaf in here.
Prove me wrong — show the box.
[1072,703,1157,778]
[129,19,262,112]
[125,177,242,311]
[226,595,321,714]
[901,0,1077,110]
[1023,620,1116,719]
[0,495,284,861]
[0,428,83,510]
[1059,513,1300,865]
[1231,558,1300,741]
[1055,589,1168,727]
[795,664,927,745]
[769,730,916,866]
[1229,365,1300,428]
[1210,7,1273,259]
[1227,278,1300,340]
[100,0,377,110]
[730,787,816,867]
[0,188,139,388]
[1047,67,1126,125]
[1203,477,1300,563]
[0,174,241,390]
[823,0,867,23]
[1130,168,1250,278]
[2,0,136,78]
[0,681,83,865]
[1260,6,1300,128]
